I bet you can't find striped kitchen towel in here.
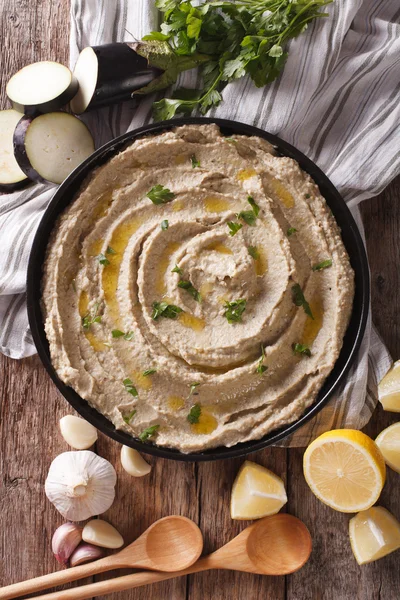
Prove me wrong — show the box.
[0,0,397,446]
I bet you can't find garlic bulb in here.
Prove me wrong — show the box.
[82,519,124,549]
[69,543,105,567]
[59,415,98,449]
[52,523,83,564]
[121,446,151,477]
[45,451,117,521]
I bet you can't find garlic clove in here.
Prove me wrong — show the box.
[52,523,83,565]
[45,451,117,521]
[82,519,124,549]
[59,415,98,450]
[121,446,152,477]
[69,543,105,567]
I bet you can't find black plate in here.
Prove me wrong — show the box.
[27,117,370,461]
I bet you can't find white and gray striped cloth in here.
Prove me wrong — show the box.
[0,0,397,446]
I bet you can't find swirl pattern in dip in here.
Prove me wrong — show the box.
[42,124,354,452]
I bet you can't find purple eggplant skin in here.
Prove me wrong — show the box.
[13,114,47,184]
[9,76,79,116]
[0,178,30,194]
[76,43,163,113]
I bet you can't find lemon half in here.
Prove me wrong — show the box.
[303,429,386,512]
[379,360,400,412]
[376,422,400,474]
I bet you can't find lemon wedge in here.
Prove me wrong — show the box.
[378,360,400,412]
[349,506,400,564]
[375,422,400,474]
[303,429,386,512]
[230,460,287,520]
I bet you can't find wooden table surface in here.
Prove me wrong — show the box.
[0,2,399,599]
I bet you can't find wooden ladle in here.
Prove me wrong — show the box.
[0,516,203,600]
[30,513,312,600]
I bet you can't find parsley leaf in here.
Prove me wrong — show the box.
[237,210,257,227]
[227,221,243,236]
[112,329,125,338]
[287,227,297,237]
[191,155,200,168]
[171,264,183,275]
[123,378,138,397]
[147,184,175,205]
[123,410,136,424]
[187,403,202,424]
[96,253,110,266]
[161,219,169,230]
[152,301,183,320]
[178,279,201,302]
[139,424,160,442]
[106,246,116,254]
[256,345,268,375]
[247,196,260,217]
[143,368,157,376]
[124,331,134,341]
[248,246,260,260]
[224,299,247,324]
[292,343,312,358]
[312,259,333,271]
[82,302,102,330]
[291,284,314,319]
[189,382,200,397]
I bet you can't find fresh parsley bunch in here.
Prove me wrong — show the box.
[134,0,332,120]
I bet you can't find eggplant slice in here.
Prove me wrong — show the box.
[70,43,162,114]
[14,112,95,185]
[6,61,78,115]
[0,109,29,193]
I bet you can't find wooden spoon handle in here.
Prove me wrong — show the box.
[30,560,211,600]
[0,556,117,600]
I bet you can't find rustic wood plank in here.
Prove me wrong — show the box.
[1,1,399,599]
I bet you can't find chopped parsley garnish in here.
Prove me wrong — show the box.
[291,284,314,319]
[227,221,243,236]
[123,378,139,397]
[305,193,311,199]
[152,301,183,320]
[178,279,201,302]
[287,227,297,237]
[191,155,200,168]
[123,410,136,424]
[82,302,102,330]
[139,424,160,442]
[224,299,247,324]
[225,138,237,144]
[171,264,183,275]
[112,329,134,340]
[247,196,260,217]
[112,329,125,338]
[189,382,201,398]
[248,246,260,260]
[161,219,169,230]
[106,246,116,254]
[143,368,157,377]
[312,259,333,271]
[292,343,312,357]
[96,253,110,266]
[237,210,257,226]
[187,403,202,424]
[237,197,260,227]
[256,345,268,375]
[147,184,175,205]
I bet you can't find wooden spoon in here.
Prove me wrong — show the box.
[30,514,312,600]
[0,515,203,600]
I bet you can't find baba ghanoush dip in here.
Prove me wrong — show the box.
[42,124,354,452]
